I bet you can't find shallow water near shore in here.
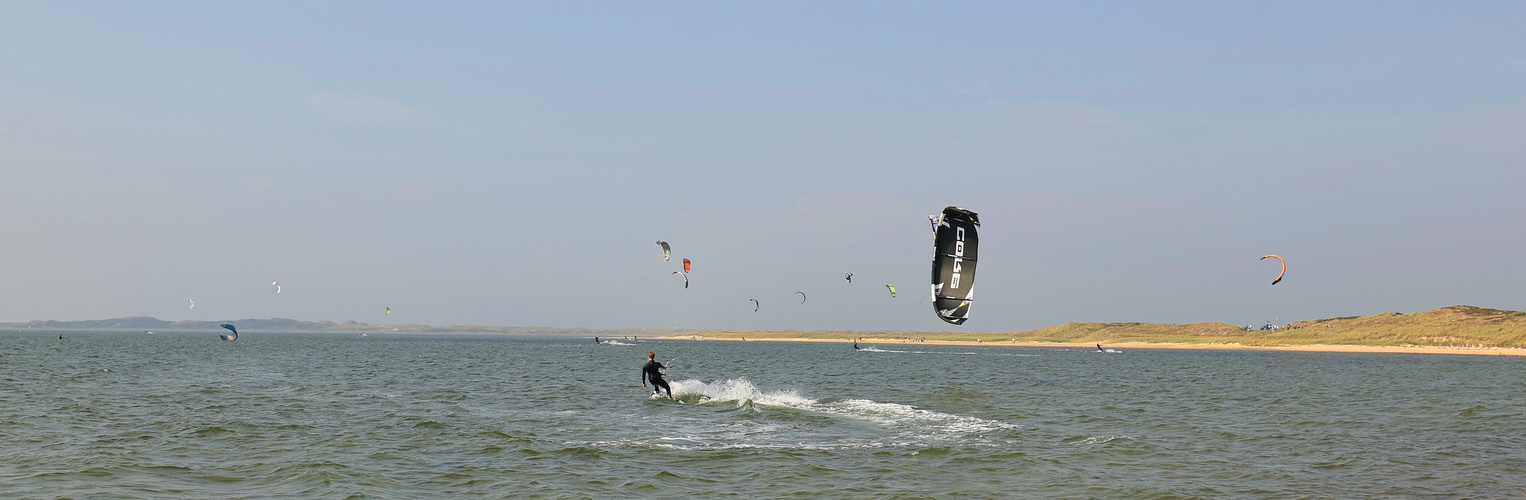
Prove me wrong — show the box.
[3,331,1524,498]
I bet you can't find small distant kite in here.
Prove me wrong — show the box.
[845,272,853,283]
[386,307,391,315]
[272,282,281,293]
[219,324,238,342]
[683,258,691,273]
[796,291,807,304]
[750,298,759,312]
[1261,255,1286,285]
[187,298,195,309]
[886,284,897,298]
[656,241,671,261]
[672,271,689,289]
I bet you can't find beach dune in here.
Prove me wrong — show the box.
[665,305,1526,356]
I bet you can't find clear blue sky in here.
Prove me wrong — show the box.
[2,1,1523,330]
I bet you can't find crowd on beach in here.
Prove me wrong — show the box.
[854,337,1023,344]
[1244,323,1306,332]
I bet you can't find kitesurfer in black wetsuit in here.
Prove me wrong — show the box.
[1097,343,1104,352]
[642,352,672,399]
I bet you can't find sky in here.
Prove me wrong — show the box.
[2,1,1523,331]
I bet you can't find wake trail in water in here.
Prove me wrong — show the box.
[857,346,982,355]
[667,378,1015,435]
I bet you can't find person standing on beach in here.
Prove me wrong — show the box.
[641,352,672,399]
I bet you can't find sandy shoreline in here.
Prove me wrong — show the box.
[660,336,1526,356]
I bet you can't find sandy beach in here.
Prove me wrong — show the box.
[662,335,1526,356]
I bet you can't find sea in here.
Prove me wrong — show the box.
[2,331,1523,499]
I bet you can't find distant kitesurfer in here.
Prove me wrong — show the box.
[853,341,860,350]
[595,336,600,344]
[1097,343,1104,352]
[642,352,672,399]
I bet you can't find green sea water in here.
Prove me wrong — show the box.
[2,331,1523,498]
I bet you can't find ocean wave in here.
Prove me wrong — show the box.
[1069,435,1135,446]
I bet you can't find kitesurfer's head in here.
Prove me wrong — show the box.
[648,352,656,360]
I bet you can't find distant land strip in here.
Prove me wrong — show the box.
[9,305,1526,353]
[0,317,686,337]
[669,305,1526,353]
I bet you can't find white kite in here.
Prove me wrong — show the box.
[656,241,671,261]
[273,282,281,293]
[188,298,195,309]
